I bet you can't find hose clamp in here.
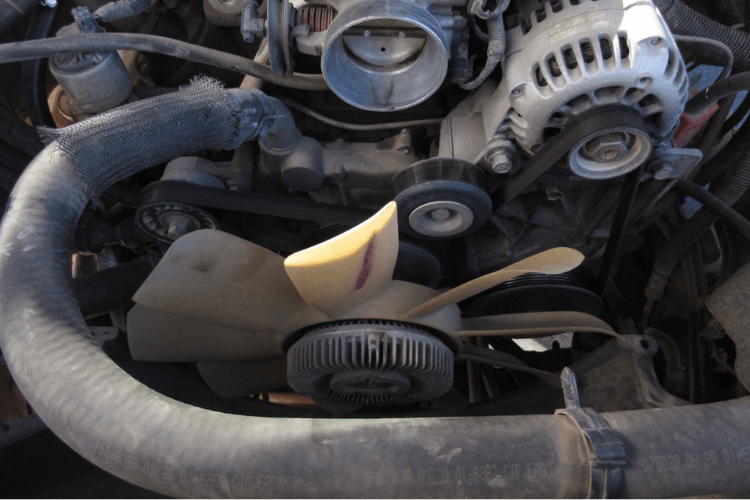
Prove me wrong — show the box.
[556,368,627,499]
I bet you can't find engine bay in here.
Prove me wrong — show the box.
[1,0,750,496]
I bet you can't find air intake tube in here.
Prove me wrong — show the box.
[1,79,750,498]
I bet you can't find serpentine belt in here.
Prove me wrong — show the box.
[491,105,650,213]
[138,180,375,227]
[138,105,649,227]
[456,311,622,387]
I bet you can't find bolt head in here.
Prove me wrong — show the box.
[584,133,629,162]
[488,150,513,173]
[163,213,194,239]
[430,208,451,221]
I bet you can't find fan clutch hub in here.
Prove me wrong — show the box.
[287,320,454,406]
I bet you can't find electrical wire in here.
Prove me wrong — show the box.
[276,95,444,131]
[0,33,328,91]
[469,15,489,42]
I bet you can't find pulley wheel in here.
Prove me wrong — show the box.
[392,158,491,240]
[136,202,219,243]
[568,127,652,180]
[462,271,603,317]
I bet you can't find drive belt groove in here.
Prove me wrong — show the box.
[492,105,649,213]
[138,181,376,226]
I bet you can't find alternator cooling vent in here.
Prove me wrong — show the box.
[287,320,453,406]
[495,0,688,158]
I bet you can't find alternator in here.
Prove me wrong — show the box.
[442,0,688,179]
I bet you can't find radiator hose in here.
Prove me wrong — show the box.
[654,0,750,71]
[1,80,750,498]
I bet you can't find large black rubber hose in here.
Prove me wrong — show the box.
[686,72,750,114]
[654,0,750,71]
[704,0,744,28]
[645,133,750,302]
[1,85,750,498]
[673,178,750,239]
[674,34,733,79]
[694,115,750,185]
[0,33,328,90]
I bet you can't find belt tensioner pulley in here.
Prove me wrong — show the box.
[392,158,492,240]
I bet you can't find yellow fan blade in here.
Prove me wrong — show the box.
[401,247,584,320]
[284,202,399,316]
[133,229,326,333]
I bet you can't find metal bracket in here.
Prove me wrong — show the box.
[556,368,627,499]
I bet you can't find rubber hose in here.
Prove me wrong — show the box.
[95,0,157,23]
[0,0,37,38]
[674,35,733,79]
[697,95,734,161]
[720,91,750,136]
[674,179,750,239]
[0,33,328,90]
[21,4,58,129]
[686,72,750,114]
[645,141,750,302]
[703,0,743,28]
[654,0,750,71]
[2,88,750,498]
[694,109,750,186]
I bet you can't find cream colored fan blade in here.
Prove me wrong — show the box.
[133,229,326,333]
[401,247,585,320]
[456,311,621,338]
[197,357,288,398]
[284,202,399,317]
[128,305,285,362]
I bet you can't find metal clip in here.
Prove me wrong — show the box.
[556,368,627,499]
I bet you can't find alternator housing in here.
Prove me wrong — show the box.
[440,0,688,175]
[496,0,688,154]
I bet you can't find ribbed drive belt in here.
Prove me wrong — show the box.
[492,105,649,213]
[139,180,376,226]
[140,106,646,225]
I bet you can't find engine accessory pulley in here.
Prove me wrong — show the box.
[392,158,491,239]
[136,202,219,242]
[568,128,652,180]
[492,105,650,213]
[462,271,603,317]
[287,320,454,406]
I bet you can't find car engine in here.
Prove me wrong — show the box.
[1,0,750,496]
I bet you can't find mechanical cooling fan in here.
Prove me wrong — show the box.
[127,202,584,406]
